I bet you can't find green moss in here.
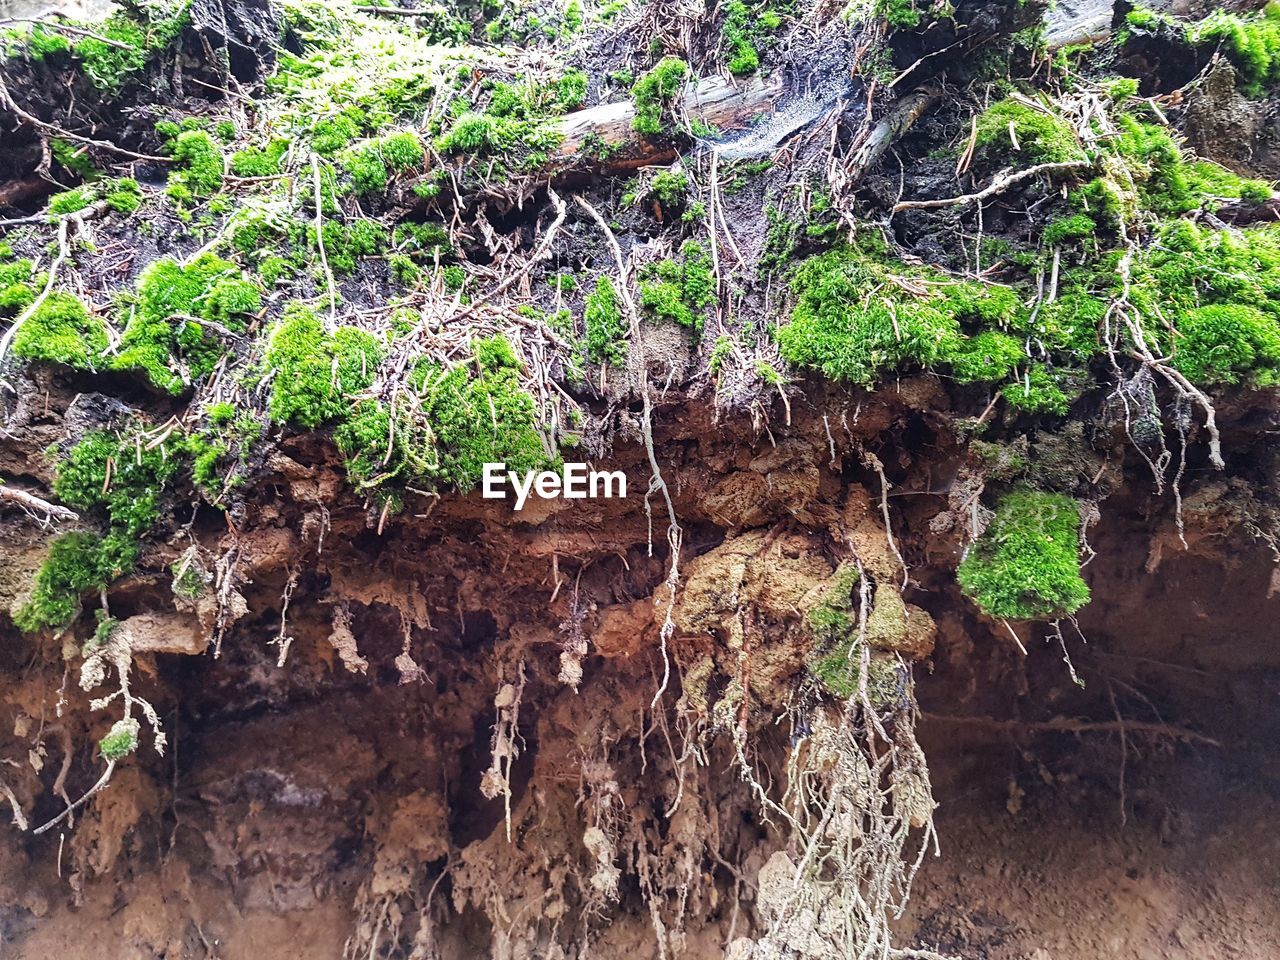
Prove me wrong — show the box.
[1132,220,1280,384]
[54,427,183,537]
[230,139,289,177]
[342,131,424,194]
[585,276,627,364]
[389,253,421,285]
[1042,213,1096,247]
[166,130,224,205]
[1002,364,1073,414]
[806,564,871,699]
[106,178,144,213]
[443,264,466,290]
[112,255,261,393]
[393,221,454,260]
[776,237,1024,385]
[99,718,140,761]
[876,0,925,29]
[1189,5,1280,97]
[311,113,362,155]
[951,331,1024,382]
[722,0,784,74]
[1172,304,1280,385]
[1103,76,1141,101]
[11,292,109,369]
[313,219,386,273]
[70,6,188,92]
[13,418,191,632]
[19,23,71,59]
[46,178,142,217]
[0,259,37,315]
[336,335,552,501]
[11,532,114,633]
[957,489,1090,620]
[709,335,733,375]
[638,240,714,332]
[974,98,1084,165]
[1028,292,1105,359]
[632,57,689,135]
[556,68,589,108]
[186,408,262,503]
[48,185,94,216]
[265,303,384,428]
[259,254,293,287]
[435,109,564,161]
[648,169,689,206]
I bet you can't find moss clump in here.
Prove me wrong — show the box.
[187,405,263,504]
[875,0,926,29]
[1001,365,1073,414]
[957,489,1090,620]
[336,335,552,502]
[311,113,363,155]
[632,57,689,135]
[1018,290,1105,361]
[585,276,627,364]
[1132,220,1280,385]
[230,139,290,177]
[99,717,140,761]
[974,98,1084,165]
[806,564,875,699]
[13,23,71,60]
[1189,5,1280,97]
[414,337,550,489]
[393,221,454,260]
[950,331,1024,383]
[647,169,689,207]
[70,6,189,92]
[11,292,109,369]
[14,423,187,632]
[12,532,116,633]
[638,240,714,332]
[0,259,38,314]
[342,131,424,194]
[112,255,262,393]
[435,110,564,164]
[808,563,860,646]
[54,427,182,537]
[170,556,206,600]
[265,303,384,428]
[722,0,784,74]
[1042,213,1096,247]
[47,185,95,216]
[555,69,589,109]
[776,238,1024,385]
[46,178,143,217]
[166,131,224,205]
[1173,305,1280,385]
[314,219,386,273]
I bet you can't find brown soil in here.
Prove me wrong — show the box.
[2,381,1278,960]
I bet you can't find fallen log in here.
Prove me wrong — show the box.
[553,72,789,170]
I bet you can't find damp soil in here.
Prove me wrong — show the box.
[1,398,1277,960]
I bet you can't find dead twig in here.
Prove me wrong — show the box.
[892,159,1093,214]
[0,483,79,522]
[924,712,1220,747]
